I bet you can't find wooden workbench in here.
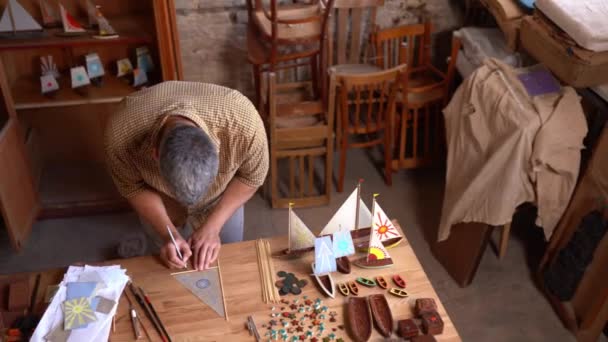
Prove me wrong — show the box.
[21,222,461,341]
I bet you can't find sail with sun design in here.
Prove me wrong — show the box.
[353,195,394,269]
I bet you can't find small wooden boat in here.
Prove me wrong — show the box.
[336,256,351,274]
[311,263,335,298]
[273,246,314,259]
[356,277,376,287]
[348,281,359,296]
[368,294,393,338]
[388,288,408,298]
[393,274,406,288]
[338,283,350,296]
[376,276,388,289]
[346,297,372,342]
[353,256,394,269]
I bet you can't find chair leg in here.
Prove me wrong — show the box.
[253,64,262,110]
[498,222,511,259]
[338,137,347,193]
[310,54,319,99]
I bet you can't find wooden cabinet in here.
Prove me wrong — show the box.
[0,0,182,251]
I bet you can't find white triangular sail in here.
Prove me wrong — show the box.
[85,53,105,79]
[367,197,392,262]
[371,201,401,242]
[60,4,85,33]
[86,0,97,27]
[288,207,315,251]
[314,236,336,275]
[173,268,226,318]
[0,0,43,32]
[320,187,372,235]
[70,66,90,88]
[40,74,59,94]
[94,5,117,37]
[39,0,60,26]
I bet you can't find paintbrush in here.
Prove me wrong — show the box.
[129,283,167,342]
[166,225,188,269]
[139,286,172,342]
[124,289,141,339]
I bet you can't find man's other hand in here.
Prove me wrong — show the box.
[160,236,192,269]
[189,227,221,270]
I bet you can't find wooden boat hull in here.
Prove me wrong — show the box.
[351,227,403,250]
[347,297,372,342]
[356,277,376,287]
[389,288,409,298]
[311,263,335,298]
[353,257,394,269]
[376,276,388,289]
[338,283,350,296]
[368,294,393,338]
[272,246,314,259]
[393,274,406,288]
[348,281,359,295]
[336,256,351,274]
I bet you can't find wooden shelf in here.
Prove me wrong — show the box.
[12,75,138,110]
[38,161,129,219]
[0,17,154,51]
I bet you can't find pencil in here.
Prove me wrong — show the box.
[166,225,187,269]
[139,286,172,342]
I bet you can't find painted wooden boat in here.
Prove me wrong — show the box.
[356,277,376,287]
[388,288,408,298]
[353,256,393,269]
[351,227,403,250]
[348,281,359,296]
[336,256,351,274]
[338,283,350,296]
[273,246,314,259]
[376,276,388,289]
[311,263,335,298]
[346,297,372,342]
[393,274,406,288]
[368,294,393,338]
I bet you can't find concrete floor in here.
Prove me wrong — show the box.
[0,149,603,342]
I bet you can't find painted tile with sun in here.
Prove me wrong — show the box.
[63,297,97,330]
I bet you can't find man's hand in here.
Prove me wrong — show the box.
[160,235,192,269]
[189,226,221,270]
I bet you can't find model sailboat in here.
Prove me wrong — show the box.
[0,0,43,35]
[40,55,59,95]
[39,0,60,27]
[59,4,86,35]
[353,195,394,269]
[85,53,104,86]
[92,4,118,39]
[276,203,316,258]
[312,236,336,298]
[71,66,91,95]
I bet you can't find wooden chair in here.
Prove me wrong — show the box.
[331,65,405,192]
[372,22,460,170]
[323,0,385,153]
[247,0,334,109]
[266,72,334,208]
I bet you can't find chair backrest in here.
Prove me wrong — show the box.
[372,22,432,71]
[327,0,385,66]
[337,65,404,136]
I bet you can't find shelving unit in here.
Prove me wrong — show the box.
[0,0,182,245]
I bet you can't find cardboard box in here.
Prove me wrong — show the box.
[520,16,608,88]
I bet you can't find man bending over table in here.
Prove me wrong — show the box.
[104,81,268,270]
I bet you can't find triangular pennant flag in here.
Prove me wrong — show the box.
[333,229,355,258]
[289,209,315,251]
[173,269,225,318]
[60,4,85,33]
[320,188,372,235]
[372,201,401,242]
[313,236,336,275]
[0,0,43,32]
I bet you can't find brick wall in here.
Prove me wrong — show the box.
[174,0,463,97]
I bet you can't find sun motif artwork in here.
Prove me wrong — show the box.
[367,246,388,261]
[332,229,355,258]
[373,209,399,241]
[63,297,97,330]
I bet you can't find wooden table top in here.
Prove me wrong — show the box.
[17,221,461,341]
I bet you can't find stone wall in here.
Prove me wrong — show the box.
[174,0,463,98]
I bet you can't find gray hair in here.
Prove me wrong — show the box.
[159,125,219,206]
